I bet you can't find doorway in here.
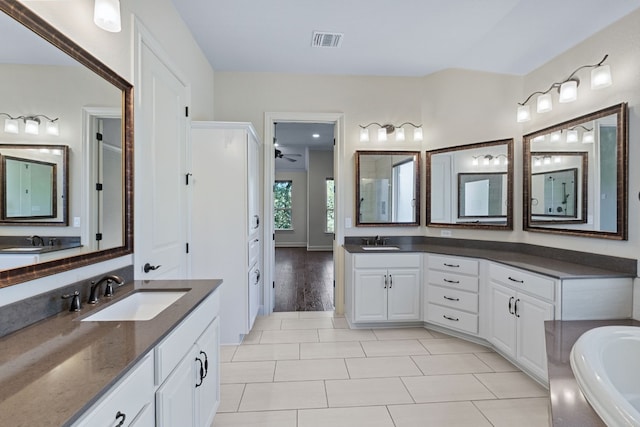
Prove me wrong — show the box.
[263,113,345,315]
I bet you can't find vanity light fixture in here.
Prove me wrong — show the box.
[533,155,553,167]
[0,113,60,136]
[516,54,611,122]
[472,154,508,166]
[94,0,122,33]
[359,122,423,142]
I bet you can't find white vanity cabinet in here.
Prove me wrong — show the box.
[190,121,263,344]
[487,263,555,382]
[425,255,480,335]
[73,353,155,427]
[346,253,421,324]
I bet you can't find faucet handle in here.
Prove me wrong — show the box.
[61,291,81,312]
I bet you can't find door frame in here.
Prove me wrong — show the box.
[263,112,345,315]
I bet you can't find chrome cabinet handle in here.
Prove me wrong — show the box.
[443,296,459,301]
[443,315,459,322]
[508,276,524,284]
[443,278,460,284]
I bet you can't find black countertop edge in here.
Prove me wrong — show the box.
[544,319,640,427]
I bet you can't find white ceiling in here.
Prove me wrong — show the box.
[173,0,640,77]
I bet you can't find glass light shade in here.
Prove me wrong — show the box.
[532,135,545,143]
[534,158,542,167]
[536,93,553,113]
[413,127,423,141]
[582,130,595,143]
[359,127,369,142]
[472,157,479,166]
[554,156,562,164]
[550,131,562,142]
[24,119,39,135]
[559,80,578,103]
[4,118,19,134]
[46,120,59,136]
[395,127,405,141]
[544,157,551,165]
[566,129,579,143]
[94,0,122,32]
[493,157,500,166]
[377,128,387,142]
[591,64,612,89]
[516,105,531,122]
[483,156,490,166]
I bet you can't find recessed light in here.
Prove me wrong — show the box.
[312,133,320,138]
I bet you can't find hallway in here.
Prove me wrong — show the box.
[274,248,333,312]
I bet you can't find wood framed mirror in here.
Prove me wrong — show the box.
[355,151,420,227]
[0,2,133,287]
[427,139,513,229]
[523,103,627,239]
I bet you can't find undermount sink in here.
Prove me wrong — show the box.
[361,246,400,251]
[81,291,187,322]
[570,326,640,426]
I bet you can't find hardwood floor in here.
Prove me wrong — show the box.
[274,248,334,312]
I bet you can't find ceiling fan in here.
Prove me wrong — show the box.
[275,148,302,162]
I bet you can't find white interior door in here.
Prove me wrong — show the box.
[135,31,188,279]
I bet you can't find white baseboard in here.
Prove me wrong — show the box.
[275,242,307,248]
[307,245,333,251]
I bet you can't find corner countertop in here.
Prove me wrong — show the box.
[343,243,635,280]
[544,319,640,427]
[0,278,223,427]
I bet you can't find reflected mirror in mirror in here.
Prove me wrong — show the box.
[530,152,587,223]
[0,2,133,287]
[0,145,68,223]
[523,103,627,239]
[355,151,420,226]
[427,139,513,229]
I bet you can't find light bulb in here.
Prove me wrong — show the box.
[94,0,122,32]
[591,64,612,89]
[559,80,578,103]
[536,93,552,113]
[517,105,531,122]
[395,128,405,141]
[413,127,423,141]
[359,128,369,142]
[377,128,387,142]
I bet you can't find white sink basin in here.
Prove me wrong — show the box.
[570,326,640,426]
[361,246,400,251]
[81,291,187,321]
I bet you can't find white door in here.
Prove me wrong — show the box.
[135,40,188,279]
[387,268,421,321]
[354,269,388,322]
[516,294,554,379]
[488,282,517,356]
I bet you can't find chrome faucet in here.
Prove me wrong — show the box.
[26,235,44,246]
[88,275,125,304]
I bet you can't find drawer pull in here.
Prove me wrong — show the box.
[443,263,460,268]
[443,296,460,302]
[115,411,126,427]
[443,278,460,284]
[443,314,459,322]
[508,276,524,284]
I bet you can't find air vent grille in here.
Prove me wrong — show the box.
[311,31,343,48]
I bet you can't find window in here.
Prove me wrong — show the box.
[326,178,334,233]
[274,180,293,230]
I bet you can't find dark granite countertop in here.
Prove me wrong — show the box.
[0,242,82,254]
[343,242,635,280]
[0,278,223,427]
[544,319,640,427]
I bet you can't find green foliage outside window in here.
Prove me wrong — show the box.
[274,180,292,230]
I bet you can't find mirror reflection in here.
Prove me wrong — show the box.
[355,151,420,226]
[0,144,68,223]
[523,103,627,239]
[427,139,513,229]
[0,3,132,286]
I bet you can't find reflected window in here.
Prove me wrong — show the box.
[325,178,334,233]
[274,180,292,230]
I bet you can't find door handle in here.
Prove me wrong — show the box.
[143,263,161,273]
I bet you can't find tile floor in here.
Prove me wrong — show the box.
[213,311,551,427]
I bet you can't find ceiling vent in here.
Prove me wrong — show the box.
[311,31,343,48]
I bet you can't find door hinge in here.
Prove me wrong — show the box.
[95,233,103,241]
[273,281,275,289]
[96,183,103,191]
[333,280,336,288]
[96,132,103,141]
[185,173,192,185]
[186,243,189,254]
[185,106,189,117]
[333,138,335,146]
[272,233,275,241]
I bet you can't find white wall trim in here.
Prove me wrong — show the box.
[307,245,333,251]
[275,243,307,248]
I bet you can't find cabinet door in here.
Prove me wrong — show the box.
[247,132,260,235]
[515,294,554,380]
[354,269,388,322]
[195,318,220,427]
[488,282,516,357]
[387,268,421,321]
[156,345,196,427]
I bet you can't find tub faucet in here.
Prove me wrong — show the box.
[88,275,125,304]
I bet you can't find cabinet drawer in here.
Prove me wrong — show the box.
[155,290,221,384]
[248,237,260,268]
[489,263,555,301]
[427,303,478,334]
[427,285,478,313]
[428,270,478,293]
[73,353,154,427]
[354,253,421,269]
[429,255,478,276]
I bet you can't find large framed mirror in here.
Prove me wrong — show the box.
[355,151,420,227]
[523,103,627,239]
[0,2,133,287]
[427,139,513,229]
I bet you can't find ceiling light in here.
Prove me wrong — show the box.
[312,133,320,138]
[94,0,122,33]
